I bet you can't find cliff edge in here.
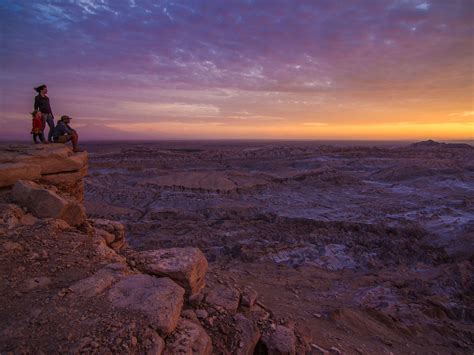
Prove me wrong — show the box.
[0,144,305,354]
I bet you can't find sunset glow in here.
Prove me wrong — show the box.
[1,0,473,140]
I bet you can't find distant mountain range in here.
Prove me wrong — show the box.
[410,139,473,149]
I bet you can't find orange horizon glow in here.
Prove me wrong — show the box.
[1,1,473,141]
[103,121,474,140]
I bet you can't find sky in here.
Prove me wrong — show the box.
[1,0,473,141]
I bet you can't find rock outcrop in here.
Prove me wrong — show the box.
[0,144,311,354]
[131,247,208,296]
[108,275,185,336]
[12,180,86,226]
[0,144,87,201]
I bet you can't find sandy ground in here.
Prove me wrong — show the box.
[82,140,474,354]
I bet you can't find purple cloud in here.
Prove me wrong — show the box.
[1,0,473,139]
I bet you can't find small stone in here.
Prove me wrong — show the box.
[196,309,209,320]
[241,286,258,308]
[181,309,199,322]
[189,291,205,307]
[23,276,51,291]
[2,241,23,252]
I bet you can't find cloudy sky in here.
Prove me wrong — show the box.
[1,0,473,140]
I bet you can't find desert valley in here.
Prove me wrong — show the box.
[1,140,473,354]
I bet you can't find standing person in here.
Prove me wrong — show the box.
[33,84,55,142]
[30,110,46,144]
[53,115,83,152]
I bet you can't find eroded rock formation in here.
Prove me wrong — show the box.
[0,144,303,354]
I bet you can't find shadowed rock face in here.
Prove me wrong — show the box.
[12,180,86,226]
[0,144,88,201]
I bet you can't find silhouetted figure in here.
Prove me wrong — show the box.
[52,115,83,152]
[34,84,55,142]
[30,110,46,144]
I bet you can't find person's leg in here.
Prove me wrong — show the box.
[41,114,47,131]
[33,134,38,143]
[71,132,79,151]
[39,131,46,143]
[46,114,55,142]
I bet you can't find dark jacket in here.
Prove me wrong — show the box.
[34,95,53,115]
[53,120,74,139]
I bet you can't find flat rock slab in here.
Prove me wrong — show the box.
[133,247,208,296]
[108,274,184,336]
[1,144,87,175]
[205,285,241,312]
[12,180,85,226]
[164,318,212,355]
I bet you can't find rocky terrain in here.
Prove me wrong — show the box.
[0,144,301,354]
[1,140,473,354]
[82,140,473,354]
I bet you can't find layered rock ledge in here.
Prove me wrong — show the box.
[0,144,88,201]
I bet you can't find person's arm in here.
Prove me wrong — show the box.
[34,96,39,111]
[55,122,67,136]
[65,124,75,134]
[47,97,54,119]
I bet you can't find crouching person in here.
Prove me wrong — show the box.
[53,115,83,152]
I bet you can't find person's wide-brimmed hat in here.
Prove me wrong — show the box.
[34,84,47,93]
[61,115,72,121]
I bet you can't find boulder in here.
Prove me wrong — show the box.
[234,314,260,355]
[132,248,208,296]
[69,263,128,298]
[205,285,240,312]
[0,163,41,188]
[11,180,85,226]
[90,218,126,250]
[164,318,212,355]
[108,275,184,336]
[241,286,258,308]
[39,166,88,202]
[261,326,296,355]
